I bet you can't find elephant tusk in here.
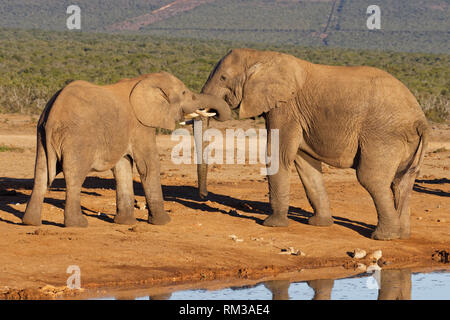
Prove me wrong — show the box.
[195,109,216,118]
[179,119,194,126]
[181,110,216,125]
[185,112,200,119]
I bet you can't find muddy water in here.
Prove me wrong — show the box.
[94,269,450,300]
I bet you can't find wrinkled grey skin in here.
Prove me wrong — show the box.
[23,72,231,228]
[201,48,429,240]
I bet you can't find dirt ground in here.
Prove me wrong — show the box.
[0,114,449,299]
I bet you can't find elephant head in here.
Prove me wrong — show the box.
[129,72,232,201]
[130,72,232,131]
[201,48,305,119]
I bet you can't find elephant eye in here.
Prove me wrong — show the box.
[182,90,186,95]
[220,75,227,81]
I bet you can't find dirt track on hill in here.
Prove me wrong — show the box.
[0,114,449,299]
[106,0,216,32]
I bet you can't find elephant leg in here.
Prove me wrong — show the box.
[134,133,171,225]
[356,144,401,240]
[263,159,292,227]
[61,154,90,228]
[112,156,136,225]
[378,269,411,300]
[294,152,333,226]
[264,280,291,300]
[263,114,301,227]
[391,168,419,239]
[307,279,334,300]
[23,133,52,226]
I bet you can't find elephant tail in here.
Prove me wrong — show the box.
[43,129,59,187]
[34,123,58,188]
[393,120,429,211]
[407,120,429,176]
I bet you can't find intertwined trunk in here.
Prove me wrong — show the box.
[196,117,209,199]
[189,94,230,199]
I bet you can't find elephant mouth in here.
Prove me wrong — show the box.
[224,93,241,110]
[233,100,242,110]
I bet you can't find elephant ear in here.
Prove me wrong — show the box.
[239,60,304,119]
[130,79,179,130]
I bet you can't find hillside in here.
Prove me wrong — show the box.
[140,0,450,53]
[0,0,173,31]
[0,0,448,53]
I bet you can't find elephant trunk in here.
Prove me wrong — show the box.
[193,93,232,122]
[189,93,230,199]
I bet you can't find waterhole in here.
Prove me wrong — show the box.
[94,269,450,300]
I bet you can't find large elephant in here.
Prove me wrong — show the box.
[23,72,231,227]
[201,48,429,240]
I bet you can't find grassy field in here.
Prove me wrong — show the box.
[0,28,448,121]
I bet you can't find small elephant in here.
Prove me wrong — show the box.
[23,72,231,227]
[201,48,430,240]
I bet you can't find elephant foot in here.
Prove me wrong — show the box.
[399,228,411,240]
[22,211,42,226]
[64,214,88,228]
[148,212,171,225]
[198,190,208,201]
[263,215,289,227]
[114,214,137,225]
[308,215,333,227]
[371,227,400,241]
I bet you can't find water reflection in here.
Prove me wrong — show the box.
[105,268,449,300]
[263,280,291,300]
[307,279,335,300]
[377,269,411,300]
[264,279,335,300]
[263,269,411,300]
